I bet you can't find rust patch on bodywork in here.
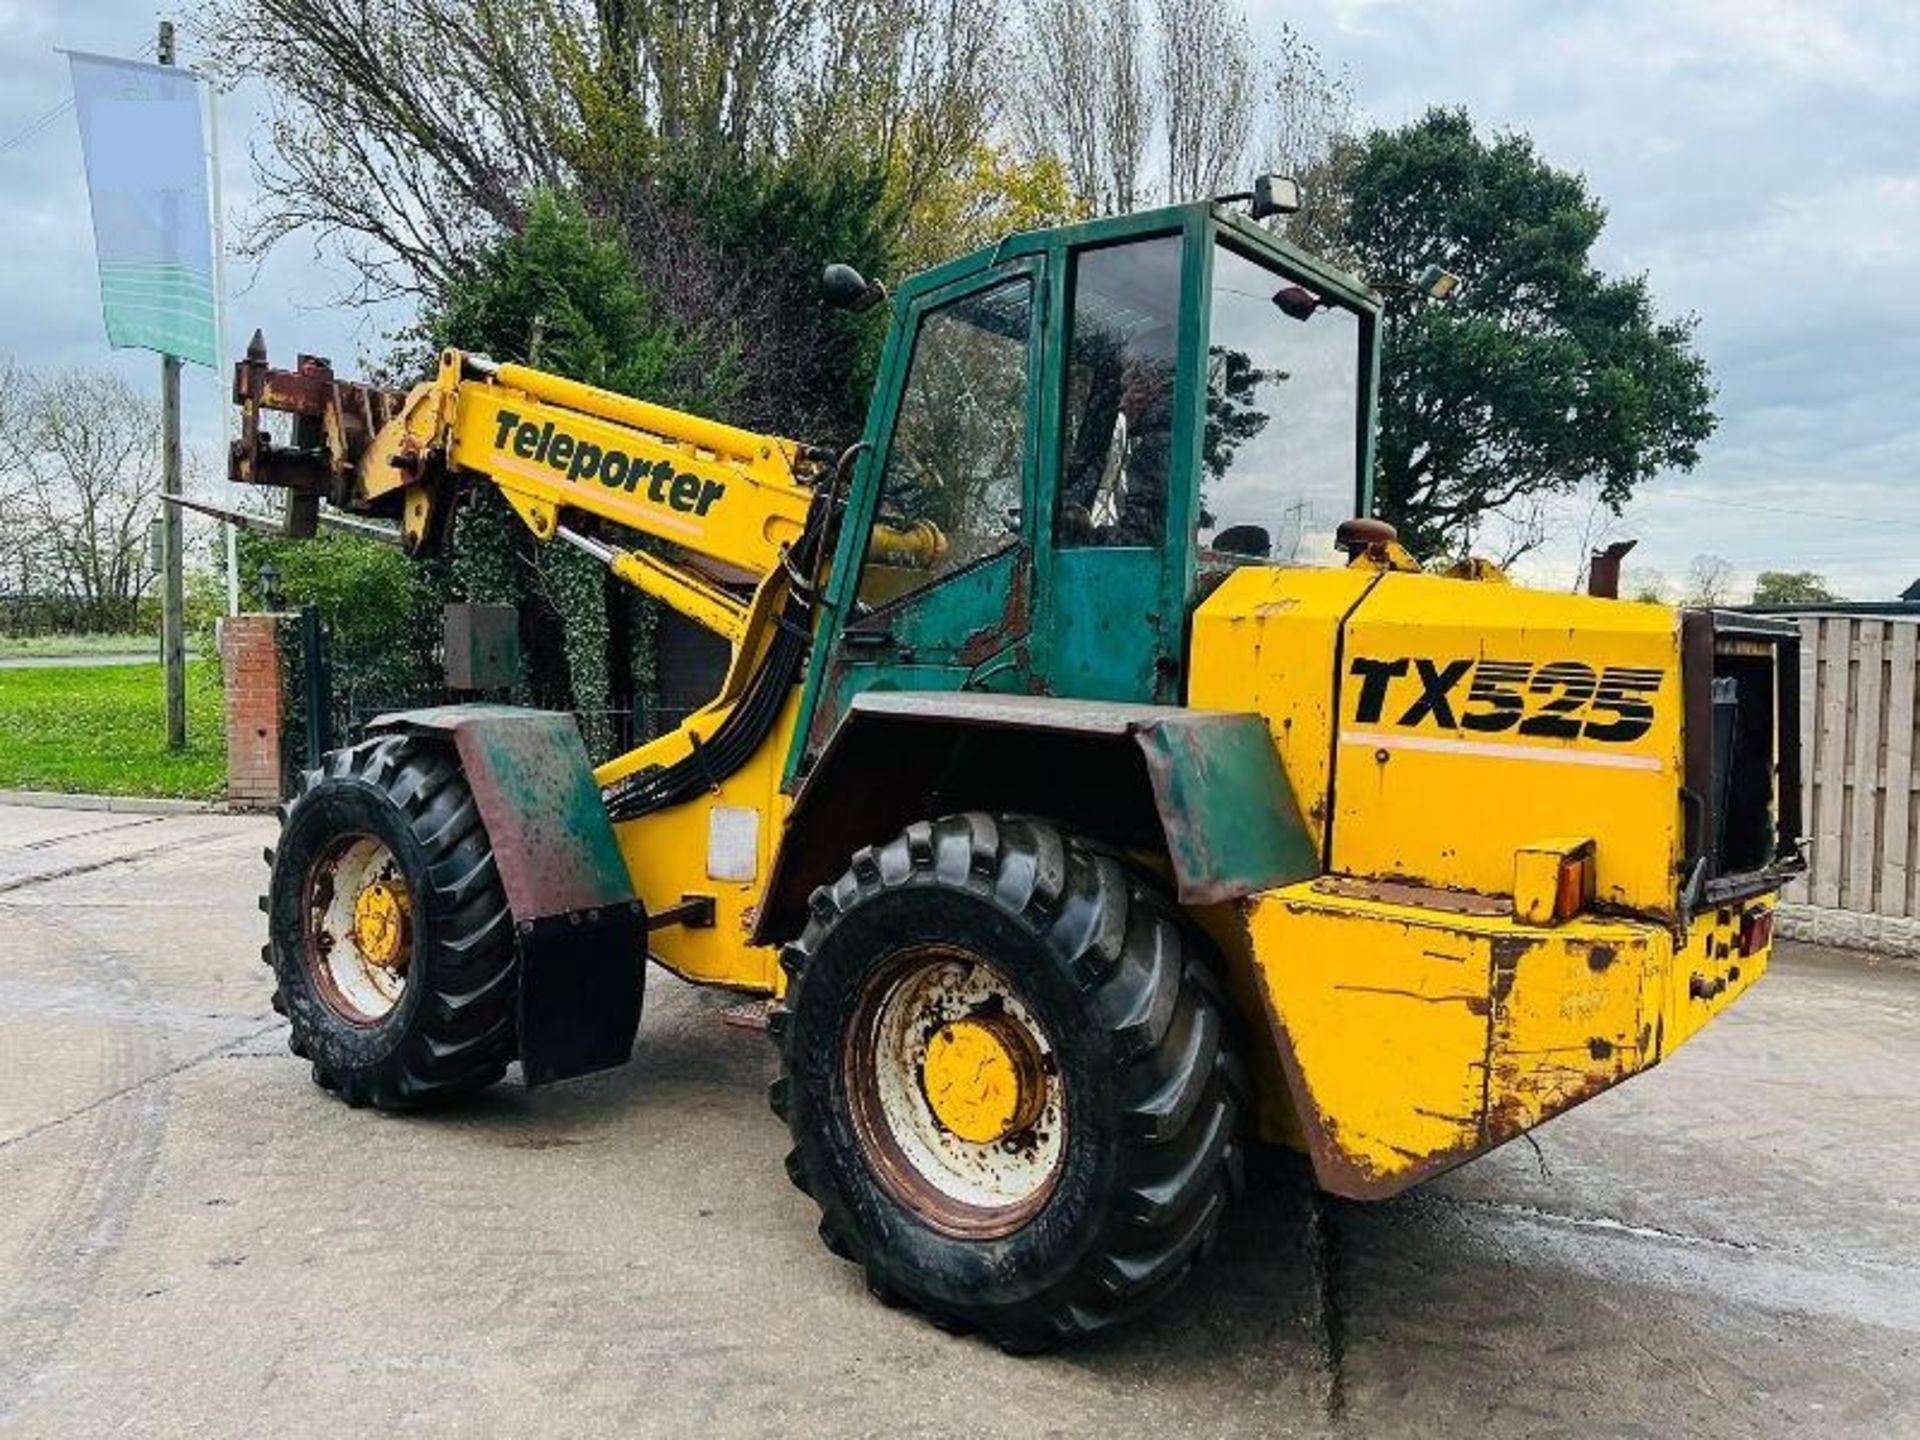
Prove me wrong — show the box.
[231,333,408,507]
[1312,874,1509,918]
[758,693,1318,944]
[367,703,635,921]
[955,568,1032,668]
[1246,895,1661,1202]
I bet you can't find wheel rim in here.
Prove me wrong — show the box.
[305,832,413,1025]
[845,945,1065,1239]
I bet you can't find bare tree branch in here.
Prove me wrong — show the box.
[0,366,201,628]
[1012,0,1153,214]
[1154,0,1254,202]
[202,0,1005,308]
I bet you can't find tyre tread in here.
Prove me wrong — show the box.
[773,810,1243,1351]
[269,733,518,1111]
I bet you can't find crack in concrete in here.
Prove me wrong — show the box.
[0,1019,283,1157]
[1427,1192,1766,1256]
[1304,1187,1348,1425]
[0,829,235,895]
[6,815,169,853]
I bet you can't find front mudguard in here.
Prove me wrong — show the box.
[369,704,647,1086]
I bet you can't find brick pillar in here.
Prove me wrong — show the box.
[223,614,289,809]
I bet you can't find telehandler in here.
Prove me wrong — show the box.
[228,187,1804,1350]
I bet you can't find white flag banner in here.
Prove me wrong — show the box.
[66,50,217,367]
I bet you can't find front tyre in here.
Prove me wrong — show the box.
[772,813,1246,1350]
[265,735,518,1109]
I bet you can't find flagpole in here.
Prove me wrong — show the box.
[204,58,239,615]
[157,19,187,750]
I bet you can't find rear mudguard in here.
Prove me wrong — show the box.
[369,704,645,1086]
[754,691,1321,945]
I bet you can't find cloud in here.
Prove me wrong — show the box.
[1259,0,1920,600]
[3,0,1915,601]
[0,1,400,466]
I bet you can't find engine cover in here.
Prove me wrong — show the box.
[1192,567,1687,917]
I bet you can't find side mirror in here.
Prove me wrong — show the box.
[1273,284,1324,322]
[822,263,887,313]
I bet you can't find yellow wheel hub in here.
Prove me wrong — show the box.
[350,879,411,971]
[920,1015,1046,1145]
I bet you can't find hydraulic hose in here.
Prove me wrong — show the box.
[599,479,836,824]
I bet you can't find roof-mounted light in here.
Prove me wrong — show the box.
[1250,174,1302,219]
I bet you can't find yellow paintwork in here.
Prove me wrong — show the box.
[1236,877,1773,1197]
[921,1018,1041,1144]
[1192,566,1689,918]
[1188,565,1381,855]
[350,879,410,970]
[337,350,913,998]
[1512,836,1595,925]
[1187,561,1784,1193]
[1334,573,1684,912]
[313,337,1791,1204]
[441,356,815,580]
[602,694,800,992]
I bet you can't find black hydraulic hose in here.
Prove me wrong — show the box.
[600,475,838,823]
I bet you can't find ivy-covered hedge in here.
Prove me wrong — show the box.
[233,527,443,743]
[246,177,893,764]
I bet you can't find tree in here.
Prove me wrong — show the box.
[1257,24,1355,255]
[1683,553,1737,607]
[895,144,1085,272]
[236,527,442,728]
[1015,0,1270,210]
[1339,110,1716,559]
[206,0,1001,741]
[424,190,718,759]
[1624,569,1672,604]
[1012,0,1155,214]
[0,365,182,631]
[1154,0,1256,203]
[1752,570,1839,605]
[427,190,710,404]
[208,0,1005,309]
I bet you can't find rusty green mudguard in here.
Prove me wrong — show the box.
[368,704,645,1086]
[756,692,1318,942]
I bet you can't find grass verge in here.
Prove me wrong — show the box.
[0,632,160,660]
[0,661,226,799]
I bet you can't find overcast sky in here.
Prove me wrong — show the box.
[4,0,1916,599]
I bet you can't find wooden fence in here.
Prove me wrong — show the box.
[1782,614,1920,926]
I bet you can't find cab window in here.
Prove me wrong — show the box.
[1201,242,1363,564]
[1054,236,1182,548]
[855,276,1033,614]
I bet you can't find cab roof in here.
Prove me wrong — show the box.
[897,200,1382,319]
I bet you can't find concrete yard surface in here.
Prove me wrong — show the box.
[0,802,1914,1437]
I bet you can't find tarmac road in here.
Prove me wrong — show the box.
[0,801,1914,1438]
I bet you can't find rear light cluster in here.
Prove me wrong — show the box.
[1738,907,1774,956]
[1552,850,1592,924]
[1513,838,1595,926]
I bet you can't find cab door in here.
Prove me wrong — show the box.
[1034,229,1194,703]
[801,263,1043,756]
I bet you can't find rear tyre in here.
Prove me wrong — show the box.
[772,812,1246,1350]
[265,734,518,1109]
